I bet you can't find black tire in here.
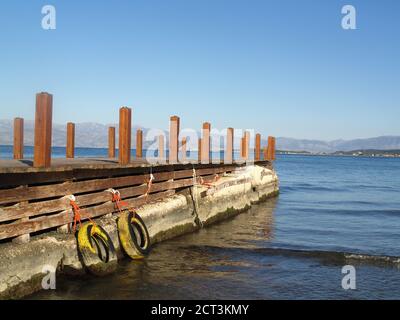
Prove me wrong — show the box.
[77,223,118,276]
[117,210,151,260]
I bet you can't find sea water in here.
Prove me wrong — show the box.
[25,154,400,299]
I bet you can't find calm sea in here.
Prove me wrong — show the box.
[0,145,228,160]
[17,151,400,299]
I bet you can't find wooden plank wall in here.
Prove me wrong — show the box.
[0,161,271,242]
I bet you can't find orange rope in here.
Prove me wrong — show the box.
[110,191,137,217]
[111,192,129,213]
[69,200,96,233]
[109,171,154,216]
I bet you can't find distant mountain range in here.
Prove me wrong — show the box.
[276,136,400,153]
[1,119,400,153]
[0,119,148,148]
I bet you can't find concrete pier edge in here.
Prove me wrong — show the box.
[0,165,279,299]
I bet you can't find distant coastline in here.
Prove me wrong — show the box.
[1,120,400,153]
[277,149,400,158]
[1,144,399,160]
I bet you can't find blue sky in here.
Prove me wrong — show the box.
[0,0,399,140]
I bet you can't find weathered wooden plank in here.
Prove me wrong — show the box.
[0,170,176,205]
[0,174,147,205]
[0,171,75,189]
[0,166,237,205]
[12,196,30,244]
[0,159,266,188]
[0,190,175,240]
[0,161,271,192]
[200,177,252,198]
[173,166,231,180]
[0,160,274,240]
[0,175,214,222]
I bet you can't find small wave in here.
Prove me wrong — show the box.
[282,182,399,193]
[344,253,400,265]
[291,207,400,217]
[281,186,346,193]
[349,184,398,192]
[186,245,400,268]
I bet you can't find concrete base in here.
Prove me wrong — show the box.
[0,165,279,299]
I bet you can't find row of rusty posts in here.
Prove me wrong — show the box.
[11,92,276,167]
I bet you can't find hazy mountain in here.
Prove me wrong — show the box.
[0,120,150,148]
[275,136,400,153]
[1,119,400,152]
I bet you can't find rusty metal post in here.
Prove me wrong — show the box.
[13,118,24,160]
[108,127,116,158]
[201,122,210,164]
[244,131,250,160]
[198,138,202,162]
[271,136,276,160]
[240,135,245,159]
[181,137,187,163]
[169,116,180,164]
[263,145,268,160]
[255,133,261,161]
[119,107,132,165]
[34,92,53,168]
[136,129,143,159]
[66,122,75,159]
[267,136,273,160]
[225,128,234,164]
[158,134,165,162]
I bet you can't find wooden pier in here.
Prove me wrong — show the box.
[0,92,276,243]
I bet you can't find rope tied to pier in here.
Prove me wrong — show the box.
[107,189,129,213]
[66,195,96,233]
[144,169,155,201]
[106,188,140,218]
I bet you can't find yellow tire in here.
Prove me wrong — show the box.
[117,210,151,260]
[77,222,118,276]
